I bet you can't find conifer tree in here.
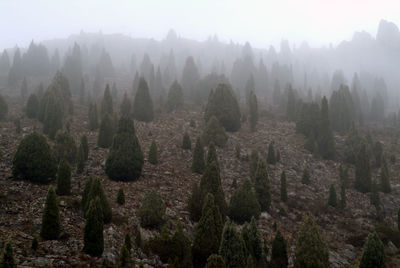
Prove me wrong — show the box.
[117,188,125,205]
[56,159,71,195]
[43,91,63,139]
[84,177,112,224]
[202,116,228,147]
[192,137,205,174]
[88,102,99,130]
[380,156,391,193]
[148,140,158,164]
[228,180,261,224]
[1,242,16,268]
[249,150,259,179]
[81,177,94,211]
[241,217,263,264]
[355,143,372,193]
[192,193,224,267]
[205,255,226,268]
[270,230,288,268]
[54,130,77,164]
[359,231,386,268]
[188,182,203,222]
[254,159,271,212]
[12,132,57,183]
[294,215,329,268]
[248,90,258,132]
[138,190,166,228]
[105,117,144,181]
[374,141,383,168]
[0,94,8,121]
[219,221,246,268]
[267,141,276,164]
[133,77,154,122]
[206,142,219,170]
[97,113,114,148]
[301,168,310,185]
[76,145,85,174]
[280,170,288,203]
[328,184,337,207]
[101,84,113,116]
[340,182,346,209]
[83,197,104,257]
[204,84,241,132]
[26,93,39,118]
[317,97,335,159]
[120,92,132,118]
[182,132,192,150]
[167,80,184,112]
[117,244,131,268]
[370,180,380,211]
[40,187,61,240]
[80,135,89,161]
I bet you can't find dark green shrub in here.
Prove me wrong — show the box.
[148,140,158,164]
[228,180,260,224]
[139,190,166,229]
[192,137,205,174]
[56,159,71,195]
[202,116,228,147]
[83,197,104,256]
[182,132,191,150]
[40,187,61,240]
[26,93,39,118]
[117,188,125,205]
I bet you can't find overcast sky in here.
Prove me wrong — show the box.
[1,0,399,50]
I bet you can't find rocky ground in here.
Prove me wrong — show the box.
[1,98,400,267]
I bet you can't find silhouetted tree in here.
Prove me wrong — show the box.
[101,84,113,116]
[133,77,154,122]
[254,159,271,212]
[248,90,258,132]
[120,92,131,118]
[328,184,337,207]
[317,97,335,159]
[97,113,114,148]
[192,137,205,174]
[40,187,61,240]
[267,141,276,164]
[117,188,125,205]
[88,102,99,130]
[148,140,158,164]
[56,159,71,195]
[0,94,8,121]
[167,80,184,111]
[1,242,16,268]
[270,230,288,268]
[380,156,391,193]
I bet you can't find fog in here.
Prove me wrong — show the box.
[1,0,399,50]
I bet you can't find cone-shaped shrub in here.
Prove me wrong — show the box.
[328,184,337,207]
[228,180,260,224]
[40,187,61,240]
[88,102,99,131]
[117,244,131,268]
[270,230,288,268]
[101,84,113,117]
[267,141,276,164]
[138,190,166,229]
[148,140,158,164]
[105,117,144,181]
[80,135,89,161]
[82,177,112,224]
[54,130,77,164]
[56,159,71,195]
[83,197,104,256]
[192,137,205,174]
[359,231,386,268]
[254,159,271,212]
[206,142,219,170]
[12,132,57,183]
[98,113,114,148]
[205,255,226,268]
[1,242,16,268]
[120,92,132,118]
[219,221,246,268]
[167,80,184,112]
[202,116,228,148]
[133,77,154,122]
[241,217,263,264]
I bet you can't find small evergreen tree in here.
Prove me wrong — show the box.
[88,102,99,130]
[56,159,71,195]
[117,188,125,205]
[248,90,258,132]
[192,193,224,267]
[120,92,132,118]
[188,182,203,221]
[117,244,131,268]
[26,93,39,118]
[328,184,337,207]
[219,221,246,268]
[254,158,271,212]
[80,135,89,161]
[317,97,335,160]
[42,91,63,139]
[192,137,205,174]
[40,187,61,240]
[138,190,166,229]
[241,217,263,264]
[370,180,380,211]
[1,242,16,268]
[301,168,310,185]
[97,113,114,148]
[380,156,391,193]
[148,140,158,164]
[0,94,8,121]
[205,254,226,268]
[31,236,38,251]
[359,231,386,268]
[355,143,372,193]
[228,180,261,224]
[167,80,184,112]
[101,84,113,116]
[339,165,349,188]
[202,116,228,147]
[270,230,288,268]
[76,145,85,174]
[12,132,57,183]
[133,77,154,122]
[294,215,329,268]
[54,130,77,164]
[83,197,104,257]
[83,177,112,224]
[182,132,192,150]
[267,141,276,165]
[280,170,287,203]
[105,117,144,181]
[206,142,219,170]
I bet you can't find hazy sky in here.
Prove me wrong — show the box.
[1,0,399,50]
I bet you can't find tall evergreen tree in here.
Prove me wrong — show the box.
[83,177,112,224]
[329,85,355,134]
[219,221,246,268]
[248,90,258,132]
[83,197,104,257]
[328,184,337,207]
[133,77,154,122]
[80,135,89,161]
[88,102,99,130]
[204,84,241,132]
[105,117,144,181]
[317,97,335,159]
[101,84,113,116]
[249,150,259,179]
[148,140,158,164]
[182,132,192,150]
[8,48,23,87]
[241,217,263,264]
[370,180,381,211]
[359,232,386,268]
[26,93,39,118]
[181,56,200,99]
[167,80,184,112]
[0,242,16,268]
[254,159,271,212]
[192,193,224,267]
[206,142,219,170]
[12,132,57,183]
[97,113,114,148]
[40,187,61,240]
[270,230,288,268]
[192,137,205,174]
[280,170,288,203]
[202,116,228,148]
[355,143,372,193]
[138,190,166,228]
[294,215,329,268]
[54,130,77,164]
[380,156,391,193]
[56,159,71,195]
[42,91,63,139]
[228,180,261,224]
[120,92,132,118]
[267,141,276,164]
[117,244,131,268]
[76,145,85,174]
